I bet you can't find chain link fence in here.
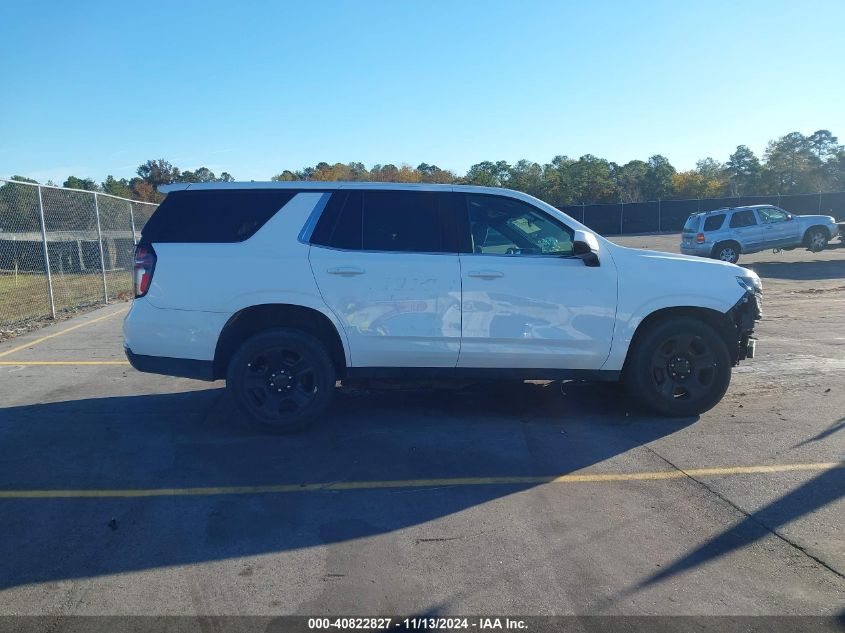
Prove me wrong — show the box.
[559,191,845,235]
[0,178,157,328]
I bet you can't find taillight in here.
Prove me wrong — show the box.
[133,244,156,298]
[696,232,705,244]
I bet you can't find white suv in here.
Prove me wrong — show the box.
[124,182,762,432]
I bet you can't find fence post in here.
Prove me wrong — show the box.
[818,192,822,213]
[620,202,624,235]
[36,185,56,319]
[657,199,662,232]
[128,201,137,245]
[93,193,108,303]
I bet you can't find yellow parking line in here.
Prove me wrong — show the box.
[0,308,129,359]
[0,462,838,499]
[0,361,130,366]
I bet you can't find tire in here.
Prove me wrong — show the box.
[226,328,336,433]
[804,226,829,252]
[624,317,732,417]
[712,241,740,264]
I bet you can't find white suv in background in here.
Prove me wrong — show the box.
[124,183,762,432]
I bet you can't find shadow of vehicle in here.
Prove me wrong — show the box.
[747,259,845,281]
[0,381,694,590]
[637,465,844,589]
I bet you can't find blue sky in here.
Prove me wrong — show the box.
[1,0,843,184]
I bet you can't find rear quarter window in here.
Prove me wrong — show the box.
[703,214,725,231]
[141,189,301,243]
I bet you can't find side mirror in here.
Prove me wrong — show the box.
[786,213,794,220]
[572,229,600,267]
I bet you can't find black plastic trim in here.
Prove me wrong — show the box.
[727,290,762,362]
[344,367,620,382]
[125,347,215,381]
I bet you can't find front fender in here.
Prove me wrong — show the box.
[599,245,747,371]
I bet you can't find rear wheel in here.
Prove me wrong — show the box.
[804,227,829,252]
[226,328,335,433]
[712,241,740,264]
[624,317,732,416]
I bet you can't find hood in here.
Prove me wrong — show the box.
[611,244,759,280]
[797,214,836,223]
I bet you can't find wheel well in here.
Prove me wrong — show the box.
[213,304,347,379]
[803,225,830,243]
[711,240,740,257]
[624,306,738,374]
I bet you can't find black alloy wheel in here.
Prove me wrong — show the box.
[227,329,335,433]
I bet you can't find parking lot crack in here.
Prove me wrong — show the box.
[639,443,845,582]
[415,531,488,544]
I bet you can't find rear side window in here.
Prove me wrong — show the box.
[730,210,757,228]
[141,189,299,243]
[703,214,725,231]
[311,190,455,253]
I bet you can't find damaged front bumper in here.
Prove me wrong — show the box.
[728,290,762,363]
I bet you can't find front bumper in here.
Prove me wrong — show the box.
[728,290,762,363]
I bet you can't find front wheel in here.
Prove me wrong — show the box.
[226,328,336,433]
[805,227,829,252]
[624,318,732,416]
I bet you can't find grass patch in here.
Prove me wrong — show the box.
[0,270,132,325]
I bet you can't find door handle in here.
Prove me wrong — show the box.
[467,270,504,279]
[327,267,365,276]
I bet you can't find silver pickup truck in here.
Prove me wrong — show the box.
[680,205,840,263]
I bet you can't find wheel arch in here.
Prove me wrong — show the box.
[622,306,739,375]
[803,224,832,245]
[711,240,741,259]
[213,303,348,380]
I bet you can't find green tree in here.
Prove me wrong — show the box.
[417,163,456,183]
[643,155,676,200]
[694,158,728,197]
[568,155,616,203]
[507,160,545,199]
[178,167,235,183]
[271,170,298,182]
[63,176,99,191]
[465,160,511,187]
[613,160,648,203]
[725,145,761,196]
[137,159,180,189]
[825,148,845,191]
[101,175,132,198]
[762,132,815,193]
[0,176,40,231]
[807,129,840,161]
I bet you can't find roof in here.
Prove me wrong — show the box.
[693,204,777,215]
[159,181,509,195]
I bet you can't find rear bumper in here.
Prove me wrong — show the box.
[123,298,228,363]
[680,243,711,257]
[124,347,215,381]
